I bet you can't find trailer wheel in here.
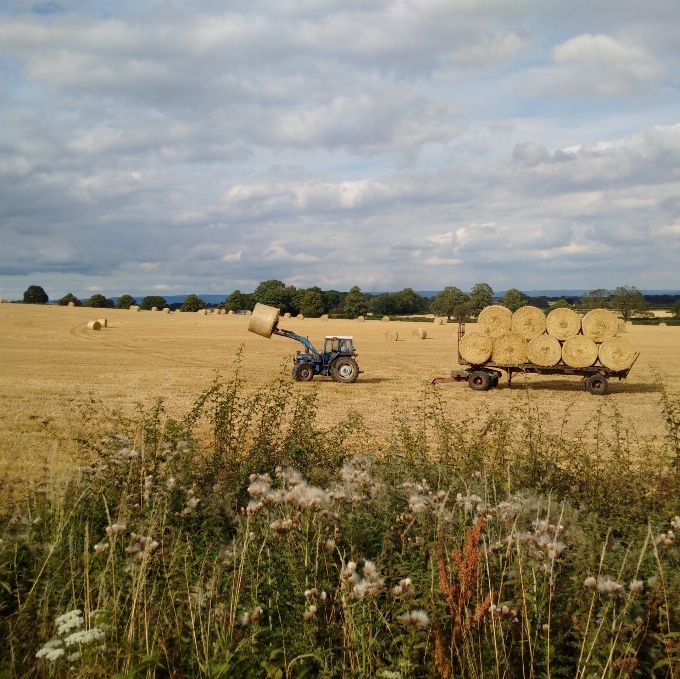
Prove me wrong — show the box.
[331,357,359,383]
[293,362,315,382]
[468,370,492,391]
[585,375,608,395]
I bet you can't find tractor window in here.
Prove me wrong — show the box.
[330,338,340,352]
[339,339,352,352]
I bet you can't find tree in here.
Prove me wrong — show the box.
[323,290,345,314]
[57,292,82,307]
[549,298,572,311]
[611,286,651,321]
[141,295,168,310]
[468,283,493,316]
[223,290,244,312]
[300,288,325,317]
[502,288,527,312]
[581,289,611,309]
[430,286,470,320]
[115,294,137,309]
[181,294,206,312]
[672,300,680,319]
[23,285,48,304]
[84,294,115,308]
[343,286,368,318]
[252,280,295,313]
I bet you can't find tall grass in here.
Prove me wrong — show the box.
[1,356,679,678]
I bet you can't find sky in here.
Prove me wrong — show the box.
[1,0,679,299]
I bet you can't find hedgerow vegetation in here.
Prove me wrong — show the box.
[1,355,679,678]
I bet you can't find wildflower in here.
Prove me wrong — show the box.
[323,539,336,552]
[105,523,126,537]
[647,576,658,586]
[408,495,429,513]
[143,475,153,501]
[596,576,624,595]
[64,627,106,646]
[379,672,402,679]
[502,606,510,616]
[36,639,65,661]
[398,610,430,628]
[542,624,549,635]
[66,652,80,662]
[629,579,644,594]
[303,605,317,622]
[93,542,109,554]
[672,517,680,530]
[166,477,176,490]
[584,576,597,590]
[240,606,263,626]
[393,578,414,597]
[55,610,84,635]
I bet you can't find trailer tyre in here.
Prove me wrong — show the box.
[585,375,608,395]
[331,357,359,383]
[468,370,492,391]
[293,362,315,382]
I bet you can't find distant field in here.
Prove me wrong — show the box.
[1,304,678,480]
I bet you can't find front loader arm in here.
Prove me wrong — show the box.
[273,328,320,360]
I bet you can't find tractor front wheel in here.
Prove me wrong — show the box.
[331,357,359,383]
[293,362,315,382]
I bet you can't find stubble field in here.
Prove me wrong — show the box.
[1,303,678,482]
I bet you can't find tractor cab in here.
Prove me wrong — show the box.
[323,336,355,356]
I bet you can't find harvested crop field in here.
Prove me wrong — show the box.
[1,303,678,480]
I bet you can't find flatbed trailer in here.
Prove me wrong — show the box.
[431,320,639,395]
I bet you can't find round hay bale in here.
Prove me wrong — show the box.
[511,305,546,340]
[527,335,561,367]
[659,322,667,327]
[151,306,158,312]
[582,309,618,343]
[67,301,75,307]
[163,307,170,313]
[599,337,636,371]
[562,336,598,368]
[459,331,492,364]
[0,298,7,303]
[491,331,527,365]
[248,303,280,338]
[356,316,364,322]
[384,330,398,341]
[245,310,252,316]
[617,320,626,333]
[320,314,329,321]
[228,309,234,315]
[478,305,512,338]
[87,320,102,331]
[546,307,581,340]
[129,305,136,310]
[97,318,107,328]
[411,327,427,340]
[283,312,291,319]
[175,309,181,313]
[297,314,304,320]
[382,316,390,322]
[133,306,140,311]
[625,320,632,326]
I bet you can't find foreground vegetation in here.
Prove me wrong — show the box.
[1,357,680,678]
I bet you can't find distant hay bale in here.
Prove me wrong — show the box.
[511,305,546,340]
[248,302,280,338]
[163,307,170,313]
[133,306,140,311]
[562,336,598,368]
[357,316,364,322]
[599,337,636,371]
[491,331,527,365]
[459,331,492,364]
[245,310,252,316]
[129,305,136,310]
[283,312,291,318]
[0,298,7,303]
[67,301,74,307]
[321,314,329,321]
[411,328,427,340]
[198,309,207,315]
[618,320,626,333]
[625,320,632,326]
[97,318,107,328]
[527,335,561,367]
[582,309,618,342]
[87,320,102,331]
[228,310,234,315]
[151,306,158,312]
[382,316,390,322]
[478,305,512,338]
[175,309,181,313]
[433,317,444,325]
[297,314,304,320]
[659,322,667,327]
[384,330,398,341]
[546,307,581,340]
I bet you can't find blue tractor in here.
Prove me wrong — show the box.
[274,328,360,383]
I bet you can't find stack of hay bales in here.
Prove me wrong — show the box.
[458,305,636,371]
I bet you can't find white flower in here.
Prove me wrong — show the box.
[66,652,80,662]
[629,579,644,593]
[105,523,126,537]
[584,576,597,590]
[64,627,106,647]
[398,610,430,628]
[596,576,624,595]
[94,542,109,554]
[36,639,64,661]
[393,578,414,597]
[166,477,176,490]
[672,516,680,530]
[55,610,84,634]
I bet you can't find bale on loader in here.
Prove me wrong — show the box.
[491,331,527,365]
[511,306,546,340]
[97,318,107,328]
[562,336,598,368]
[87,321,101,331]
[546,307,581,340]
[411,328,427,340]
[582,309,619,343]
[599,337,636,371]
[384,330,398,341]
[527,335,561,367]
[459,331,492,364]
[249,303,280,338]
[478,305,512,338]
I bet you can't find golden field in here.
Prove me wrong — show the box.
[1,303,678,481]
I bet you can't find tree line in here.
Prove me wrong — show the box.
[15,283,680,320]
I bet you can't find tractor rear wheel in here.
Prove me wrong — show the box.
[331,357,359,383]
[585,375,608,395]
[468,370,492,391]
[293,362,315,382]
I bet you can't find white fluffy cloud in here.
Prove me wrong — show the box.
[1,1,679,297]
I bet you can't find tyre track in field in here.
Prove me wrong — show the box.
[67,323,227,370]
